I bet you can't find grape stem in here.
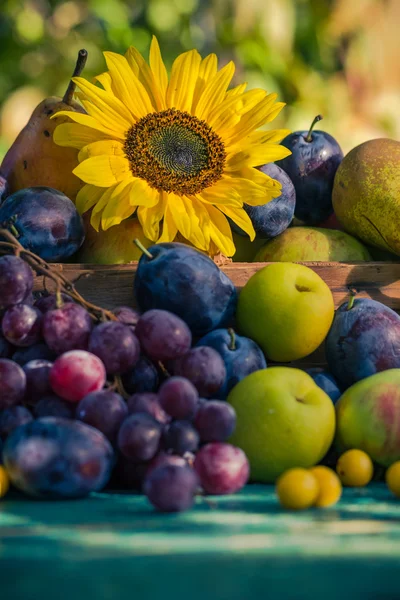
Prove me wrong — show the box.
[228,328,236,350]
[113,375,130,400]
[0,228,118,322]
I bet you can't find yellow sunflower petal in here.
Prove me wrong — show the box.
[73,155,131,187]
[192,53,218,112]
[103,52,155,118]
[166,50,201,112]
[225,94,283,144]
[204,204,236,257]
[90,185,119,231]
[225,83,247,98]
[129,178,160,207]
[194,61,235,121]
[78,139,125,163]
[199,178,243,207]
[165,193,192,239]
[101,180,135,230]
[95,72,113,92]
[137,194,165,241]
[52,111,124,139]
[75,184,105,215]
[125,46,164,111]
[53,123,108,149]
[158,200,178,243]
[149,36,168,104]
[226,143,291,170]
[180,196,209,250]
[208,89,266,133]
[229,167,283,206]
[72,76,133,131]
[217,205,256,241]
[217,174,271,200]
[247,129,292,144]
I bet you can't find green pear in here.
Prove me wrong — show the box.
[332,138,400,255]
[253,227,371,262]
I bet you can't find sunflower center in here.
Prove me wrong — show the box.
[124,108,226,195]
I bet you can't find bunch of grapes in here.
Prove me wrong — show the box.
[0,239,249,511]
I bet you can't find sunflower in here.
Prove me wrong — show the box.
[53,37,291,256]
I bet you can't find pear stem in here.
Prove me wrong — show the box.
[305,115,323,142]
[134,238,153,259]
[228,328,236,350]
[63,49,88,105]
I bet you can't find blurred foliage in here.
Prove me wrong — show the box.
[0,0,399,159]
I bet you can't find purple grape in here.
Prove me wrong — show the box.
[172,347,226,398]
[113,306,140,330]
[12,343,56,366]
[113,455,149,490]
[163,421,199,455]
[23,359,53,404]
[0,358,26,409]
[144,464,198,512]
[158,377,199,420]
[194,401,236,442]
[0,333,13,358]
[194,443,249,495]
[0,406,33,440]
[127,392,170,425]
[117,413,162,461]
[2,304,43,347]
[122,356,159,394]
[43,303,93,354]
[0,255,33,310]
[34,395,75,419]
[135,309,192,362]
[34,293,74,313]
[3,417,114,498]
[146,452,188,477]
[76,390,128,442]
[23,293,35,306]
[88,321,140,375]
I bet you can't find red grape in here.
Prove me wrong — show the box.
[2,304,43,346]
[76,390,128,442]
[49,350,106,402]
[144,464,198,512]
[117,413,162,461]
[43,303,93,354]
[194,401,236,442]
[88,321,140,375]
[0,255,33,309]
[194,443,249,495]
[158,376,199,420]
[127,392,170,425]
[135,309,192,361]
[172,346,226,397]
[0,358,26,409]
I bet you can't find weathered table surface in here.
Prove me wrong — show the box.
[1,484,400,600]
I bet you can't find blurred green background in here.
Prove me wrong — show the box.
[0,0,399,161]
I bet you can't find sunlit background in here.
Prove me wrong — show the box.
[0,0,399,161]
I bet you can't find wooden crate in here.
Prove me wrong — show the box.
[34,261,400,369]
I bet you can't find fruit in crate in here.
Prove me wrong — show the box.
[134,242,237,336]
[253,227,371,262]
[325,298,400,388]
[228,367,336,482]
[0,50,88,201]
[332,138,400,256]
[237,262,334,362]
[277,115,343,225]
[335,370,400,467]
[305,368,342,404]
[77,217,152,264]
[0,187,85,261]
[231,163,296,240]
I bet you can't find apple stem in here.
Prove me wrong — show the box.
[228,328,236,350]
[63,49,88,105]
[305,115,323,142]
[347,290,357,310]
[134,238,153,259]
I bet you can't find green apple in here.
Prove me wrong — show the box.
[236,262,334,362]
[228,367,336,482]
[76,217,152,264]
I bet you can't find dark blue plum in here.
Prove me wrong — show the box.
[232,164,295,240]
[0,187,85,261]
[122,356,159,394]
[196,329,267,399]
[277,116,343,225]
[305,368,342,404]
[0,405,33,440]
[325,298,400,389]
[3,417,114,498]
[134,243,237,336]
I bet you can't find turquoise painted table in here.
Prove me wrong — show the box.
[1,484,399,600]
